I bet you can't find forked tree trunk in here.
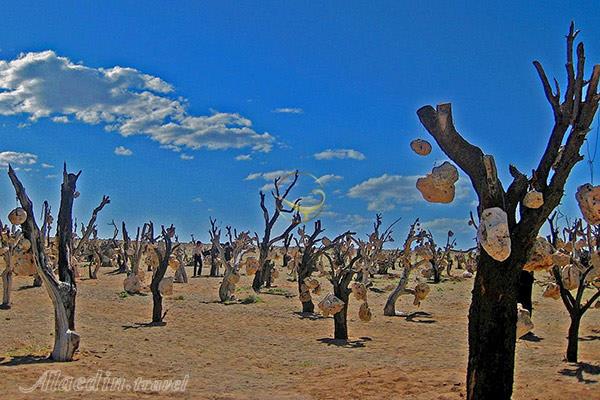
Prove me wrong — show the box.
[466,252,523,400]
[8,164,81,361]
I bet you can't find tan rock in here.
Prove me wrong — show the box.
[542,283,561,300]
[576,184,600,224]
[523,237,554,272]
[351,282,368,301]
[410,139,432,156]
[8,208,27,225]
[477,207,511,262]
[159,276,173,296]
[359,302,372,322]
[561,265,580,291]
[318,293,345,317]
[517,303,534,338]
[523,190,544,209]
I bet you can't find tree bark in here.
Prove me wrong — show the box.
[1,262,13,308]
[517,270,534,315]
[333,286,350,340]
[566,313,581,363]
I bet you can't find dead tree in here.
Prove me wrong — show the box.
[74,195,110,258]
[384,219,431,316]
[295,221,325,313]
[8,164,81,361]
[123,223,150,294]
[355,214,400,285]
[173,244,188,283]
[208,217,221,277]
[252,171,302,291]
[542,218,600,362]
[150,225,178,324]
[217,227,253,302]
[321,232,363,340]
[423,230,456,283]
[0,224,24,309]
[414,23,600,399]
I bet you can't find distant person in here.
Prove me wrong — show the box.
[193,241,204,277]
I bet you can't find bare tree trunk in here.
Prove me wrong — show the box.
[566,314,581,363]
[1,259,13,308]
[8,164,81,361]
[150,226,176,324]
[384,265,412,316]
[333,285,350,340]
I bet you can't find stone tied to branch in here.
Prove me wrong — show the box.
[410,138,432,156]
[416,161,459,203]
[575,183,600,224]
[476,207,511,262]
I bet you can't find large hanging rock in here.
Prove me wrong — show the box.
[8,208,27,225]
[416,161,459,203]
[351,282,368,301]
[462,270,474,278]
[542,283,561,300]
[168,256,180,272]
[523,190,544,209]
[517,303,534,338]
[158,276,173,296]
[244,257,259,275]
[304,277,320,290]
[13,252,36,275]
[227,271,241,285]
[477,208,511,262]
[358,302,372,322]
[318,293,345,317]
[410,139,432,156]
[523,237,554,272]
[413,282,430,306]
[576,184,600,224]
[552,251,571,267]
[560,265,580,290]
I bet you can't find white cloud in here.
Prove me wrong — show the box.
[421,218,471,235]
[45,174,59,179]
[272,107,303,114]
[321,210,371,228]
[41,162,54,168]
[314,148,366,161]
[51,116,69,123]
[235,154,252,161]
[114,146,133,156]
[0,51,275,153]
[180,153,194,160]
[348,174,471,211]
[0,151,37,167]
[192,196,202,203]
[244,169,296,181]
[315,174,343,185]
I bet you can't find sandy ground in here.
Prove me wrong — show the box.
[0,267,598,400]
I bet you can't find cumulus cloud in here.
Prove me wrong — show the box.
[316,174,343,185]
[421,218,471,235]
[235,154,252,161]
[114,146,133,156]
[51,116,69,123]
[0,51,274,153]
[348,174,471,211]
[272,107,303,114]
[0,151,37,167]
[245,169,296,181]
[41,162,54,168]
[180,154,194,160]
[314,148,366,161]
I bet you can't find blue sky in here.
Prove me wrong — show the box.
[0,1,599,246]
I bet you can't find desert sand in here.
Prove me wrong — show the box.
[1,267,598,400]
